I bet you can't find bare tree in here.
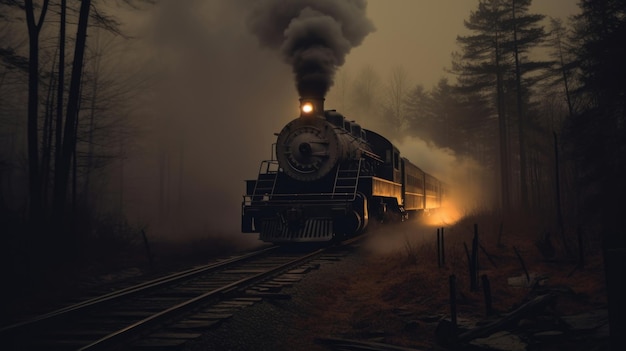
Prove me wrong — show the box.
[52,0,92,238]
[350,64,381,123]
[0,7,28,211]
[24,0,51,223]
[329,68,351,113]
[404,83,433,140]
[545,17,577,119]
[381,65,410,137]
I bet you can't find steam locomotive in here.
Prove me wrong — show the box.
[241,97,446,243]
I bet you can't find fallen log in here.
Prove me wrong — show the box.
[457,292,557,342]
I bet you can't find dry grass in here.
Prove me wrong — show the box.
[298,211,607,349]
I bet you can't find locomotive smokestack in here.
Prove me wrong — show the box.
[247,0,375,98]
[299,96,325,117]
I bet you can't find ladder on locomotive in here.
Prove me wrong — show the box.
[252,160,279,202]
[332,159,362,200]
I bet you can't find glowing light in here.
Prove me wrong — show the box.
[301,103,313,114]
[421,202,463,227]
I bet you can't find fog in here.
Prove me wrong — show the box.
[343,0,580,87]
[393,136,495,216]
[104,0,576,243]
[120,1,298,242]
[361,137,493,256]
[118,0,377,243]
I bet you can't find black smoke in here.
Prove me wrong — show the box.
[247,0,375,98]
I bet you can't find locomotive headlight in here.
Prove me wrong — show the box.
[299,97,323,118]
[301,102,314,114]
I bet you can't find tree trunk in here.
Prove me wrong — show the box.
[512,1,529,211]
[26,10,41,224]
[556,28,574,119]
[83,52,100,199]
[24,0,50,225]
[41,60,57,210]
[54,0,66,205]
[52,0,92,236]
[495,31,510,211]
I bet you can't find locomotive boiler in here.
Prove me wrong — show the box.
[241,97,446,243]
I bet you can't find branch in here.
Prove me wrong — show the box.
[90,5,127,38]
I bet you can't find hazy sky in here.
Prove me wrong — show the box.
[339,0,581,89]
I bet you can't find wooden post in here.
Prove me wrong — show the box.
[437,228,442,268]
[449,275,457,330]
[553,131,569,256]
[441,227,446,266]
[435,276,459,347]
[463,242,474,291]
[577,227,585,269]
[471,224,479,291]
[482,275,493,316]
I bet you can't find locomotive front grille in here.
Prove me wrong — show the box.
[260,217,334,243]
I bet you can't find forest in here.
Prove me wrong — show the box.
[0,0,624,323]
[323,0,626,257]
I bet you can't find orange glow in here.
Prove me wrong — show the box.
[301,102,313,113]
[421,202,463,227]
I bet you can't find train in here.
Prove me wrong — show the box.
[241,97,447,243]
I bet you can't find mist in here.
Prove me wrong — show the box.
[118,1,299,243]
[50,0,525,244]
[392,136,495,216]
[110,0,378,244]
[358,136,494,256]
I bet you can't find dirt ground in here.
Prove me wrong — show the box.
[2,211,610,350]
[296,214,609,350]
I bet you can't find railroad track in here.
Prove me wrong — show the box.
[0,240,357,351]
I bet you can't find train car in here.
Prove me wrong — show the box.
[241,97,446,243]
[401,157,425,212]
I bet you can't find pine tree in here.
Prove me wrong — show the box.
[453,0,514,210]
[507,0,549,210]
[404,83,433,142]
[569,2,626,347]
[452,0,548,211]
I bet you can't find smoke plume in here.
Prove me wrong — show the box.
[247,0,375,97]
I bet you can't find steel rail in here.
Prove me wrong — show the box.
[78,245,330,350]
[0,245,278,335]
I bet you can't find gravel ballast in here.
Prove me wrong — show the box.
[181,245,366,351]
